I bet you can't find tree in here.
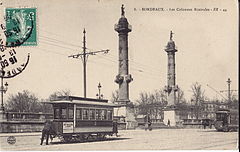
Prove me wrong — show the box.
[48,89,71,101]
[190,82,206,119]
[229,94,239,110]
[39,99,53,113]
[135,89,167,116]
[136,92,150,115]
[176,87,186,104]
[5,90,42,112]
[110,90,119,103]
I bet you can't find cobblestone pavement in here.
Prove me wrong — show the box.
[0,129,238,151]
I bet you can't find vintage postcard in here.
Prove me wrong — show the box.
[0,0,238,151]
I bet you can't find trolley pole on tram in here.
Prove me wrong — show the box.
[68,29,109,98]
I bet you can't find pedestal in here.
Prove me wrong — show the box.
[114,102,137,129]
[163,108,180,126]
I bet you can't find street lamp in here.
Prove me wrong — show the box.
[0,67,8,112]
[96,82,103,99]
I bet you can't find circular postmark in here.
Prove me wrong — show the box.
[0,49,30,78]
[0,26,30,78]
[7,136,16,145]
[0,9,31,79]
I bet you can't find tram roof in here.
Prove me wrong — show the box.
[46,96,121,107]
[51,96,109,102]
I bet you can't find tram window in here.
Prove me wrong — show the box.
[76,109,82,119]
[216,113,227,121]
[96,109,101,120]
[83,109,89,120]
[89,109,95,120]
[216,114,222,120]
[68,108,74,119]
[107,110,113,120]
[54,108,60,119]
[102,110,107,120]
[61,108,67,119]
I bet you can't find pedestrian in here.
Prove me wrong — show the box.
[113,121,119,137]
[209,121,212,129]
[148,117,152,131]
[144,114,152,131]
[202,120,207,129]
[167,119,170,127]
[40,120,53,145]
[144,114,148,131]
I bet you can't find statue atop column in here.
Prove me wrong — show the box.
[170,31,174,41]
[121,4,125,17]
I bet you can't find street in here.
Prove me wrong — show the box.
[0,129,238,150]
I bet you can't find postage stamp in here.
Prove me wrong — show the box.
[5,8,37,47]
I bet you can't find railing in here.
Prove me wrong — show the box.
[7,118,45,122]
[5,112,53,122]
[183,119,202,125]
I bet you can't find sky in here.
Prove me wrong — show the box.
[0,0,238,103]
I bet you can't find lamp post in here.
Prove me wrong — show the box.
[0,67,8,112]
[96,82,103,99]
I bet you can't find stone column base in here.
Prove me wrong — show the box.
[163,108,180,127]
[114,102,137,129]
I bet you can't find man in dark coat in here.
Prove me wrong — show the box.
[113,121,119,137]
[144,114,152,131]
[202,120,207,129]
[40,120,53,145]
[167,119,171,127]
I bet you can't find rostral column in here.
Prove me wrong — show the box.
[114,4,133,105]
[164,31,178,106]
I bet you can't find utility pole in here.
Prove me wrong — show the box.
[220,78,237,102]
[227,78,231,102]
[68,29,109,98]
[83,29,87,98]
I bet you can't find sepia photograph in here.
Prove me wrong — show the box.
[0,0,238,151]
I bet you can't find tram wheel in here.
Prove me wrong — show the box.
[63,136,72,143]
[97,133,106,140]
[223,127,229,132]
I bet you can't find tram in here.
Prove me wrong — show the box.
[46,96,119,142]
[214,108,239,132]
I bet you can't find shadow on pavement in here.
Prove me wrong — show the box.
[50,137,131,145]
[199,129,238,133]
[198,129,218,132]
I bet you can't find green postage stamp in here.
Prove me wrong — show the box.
[5,8,37,46]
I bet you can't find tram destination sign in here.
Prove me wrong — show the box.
[63,122,74,133]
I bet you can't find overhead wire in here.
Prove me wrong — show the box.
[95,53,162,76]
[37,32,165,79]
[39,35,82,48]
[39,33,163,74]
[87,47,162,74]
[35,47,70,56]
[94,53,162,79]
[39,39,79,51]
[41,30,161,72]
